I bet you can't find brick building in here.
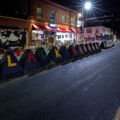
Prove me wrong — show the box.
[0,0,80,49]
[28,0,79,45]
[0,16,29,50]
[84,26,112,41]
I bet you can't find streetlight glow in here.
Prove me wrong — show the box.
[84,1,92,10]
[78,13,82,18]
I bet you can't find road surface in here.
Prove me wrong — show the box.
[0,44,120,120]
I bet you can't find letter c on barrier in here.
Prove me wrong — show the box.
[7,55,17,67]
[41,50,47,60]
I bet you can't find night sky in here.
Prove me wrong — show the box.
[51,0,120,15]
[0,0,29,19]
[51,0,120,33]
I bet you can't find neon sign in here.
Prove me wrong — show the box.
[58,24,69,30]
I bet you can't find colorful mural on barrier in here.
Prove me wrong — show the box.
[0,27,26,50]
[0,42,114,79]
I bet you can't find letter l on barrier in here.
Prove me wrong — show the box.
[7,55,17,67]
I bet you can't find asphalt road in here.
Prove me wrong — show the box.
[0,44,120,120]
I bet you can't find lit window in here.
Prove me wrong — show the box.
[51,12,55,21]
[103,29,105,33]
[71,18,74,25]
[62,16,66,23]
[96,28,98,33]
[37,8,43,18]
[87,28,92,33]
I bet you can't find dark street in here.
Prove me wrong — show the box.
[0,44,120,120]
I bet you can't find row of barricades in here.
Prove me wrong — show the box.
[100,41,114,49]
[0,42,109,79]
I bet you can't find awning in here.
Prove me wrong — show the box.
[32,24,76,33]
[32,24,51,31]
[70,28,80,33]
[50,27,72,32]
[76,30,80,33]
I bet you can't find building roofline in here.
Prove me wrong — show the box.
[39,0,77,14]
[84,26,111,29]
[0,15,29,22]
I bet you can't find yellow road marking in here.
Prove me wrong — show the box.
[114,107,120,120]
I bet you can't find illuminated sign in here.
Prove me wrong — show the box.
[58,24,69,30]
[49,23,58,28]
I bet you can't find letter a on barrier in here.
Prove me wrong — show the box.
[20,49,40,72]
[0,51,23,78]
[28,52,37,64]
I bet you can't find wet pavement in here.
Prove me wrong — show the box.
[0,44,120,120]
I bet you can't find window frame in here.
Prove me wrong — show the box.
[62,15,66,23]
[50,11,55,21]
[36,7,43,18]
[71,17,74,25]
[87,28,92,33]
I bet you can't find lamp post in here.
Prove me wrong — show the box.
[78,1,92,43]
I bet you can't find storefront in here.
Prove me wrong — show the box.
[53,24,78,44]
[32,30,44,41]
[31,23,78,45]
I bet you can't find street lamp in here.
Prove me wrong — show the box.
[84,1,92,11]
[78,13,82,18]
